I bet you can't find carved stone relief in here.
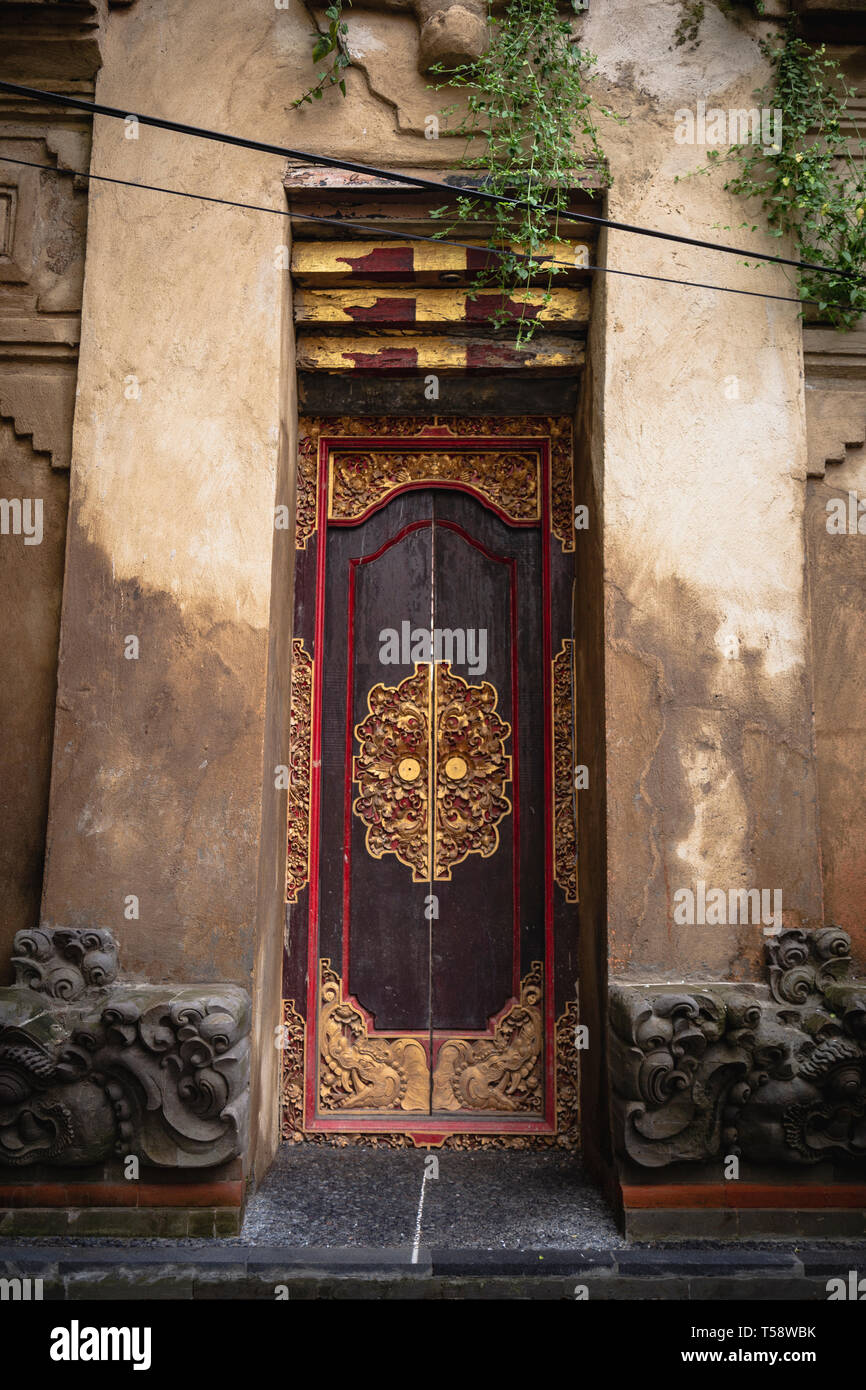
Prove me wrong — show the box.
[609,928,866,1169]
[0,928,250,1168]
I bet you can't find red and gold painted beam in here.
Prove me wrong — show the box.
[293,286,590,330]
[295,332,584,372]
[291,239,593,287]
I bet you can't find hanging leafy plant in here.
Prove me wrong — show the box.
[291,2,352,109]
[694,27,865,328]
[429,0,619,344]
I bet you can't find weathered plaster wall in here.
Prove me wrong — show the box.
[579,0,823,981]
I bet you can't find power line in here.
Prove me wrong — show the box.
[0,78,861,286]
[0,153,817,307]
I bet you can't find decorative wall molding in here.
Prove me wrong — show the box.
[0,2,105,80]
[0,122,90,469]
[0,927,250,1168]
[804,324,866,479]
[609,927,866,1169]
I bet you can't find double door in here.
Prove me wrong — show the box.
[284,420,578,1144]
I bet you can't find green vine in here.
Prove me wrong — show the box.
[674,1,706,50]
[291,2,351,109]
[429,0,619,344]
[697,28,865,327]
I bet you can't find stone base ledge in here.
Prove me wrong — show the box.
[1,1242,865,1298]
[0,1205,243,1238]
[623,1206,866,1242]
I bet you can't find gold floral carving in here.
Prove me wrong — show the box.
[434,663,512,880]
[279,999,307,1142]
[352,665,432,882]
[295,430,319,548]
[329,449,540,524]
[286,639,314,903]
[555,999,580,1149]
[298,416,574,548]
[549,417,575,553]
[432,964,544,1114]
[318,960,429,1112]
[352,662,512,882]
[553,640,578,902]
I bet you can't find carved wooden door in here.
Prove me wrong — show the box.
[283,419,579,1146]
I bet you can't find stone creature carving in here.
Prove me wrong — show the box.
[609,928,866,1169]
[0,928,250,1168]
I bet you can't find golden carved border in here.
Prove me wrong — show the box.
[555,998,580,1149]
[286,638,313,902]
[549,418,575,553]
[295,432,319,549]
[279,998,307,1142]
[280,987,579,1149]
[296,416,574,549]
[553,639,578,903]
[329,449,541,525]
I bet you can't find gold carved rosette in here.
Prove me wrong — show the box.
[352,666,432,882]
[351,662,512,884]
[434,664,512,880]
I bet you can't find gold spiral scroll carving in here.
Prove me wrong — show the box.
[352,663,513,883]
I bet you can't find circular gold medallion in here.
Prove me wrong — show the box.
[397,756,421,783]
[444,755,468,781]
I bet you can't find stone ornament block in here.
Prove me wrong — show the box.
[0,928,250,1169]
[355,0,580,73]
[609,928,866,1169]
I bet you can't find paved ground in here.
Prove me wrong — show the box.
[2,1149,865,1297]
[242,1147,626,1249]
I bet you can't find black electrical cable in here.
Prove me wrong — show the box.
[0,78,862,285]
[0,154,819,307]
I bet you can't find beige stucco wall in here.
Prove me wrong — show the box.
[37,0,830,1174]
[581,0,824,981]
